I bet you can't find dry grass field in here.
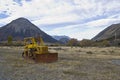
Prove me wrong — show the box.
[0,46,120,80]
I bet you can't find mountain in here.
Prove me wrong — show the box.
[92,23,120,41]
[52,35,70,43]
[52,35,70,40]
[59,38,70,44]
[0,17,58,43]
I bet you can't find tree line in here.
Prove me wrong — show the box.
[67,38,110,47]
[0,36,119,47]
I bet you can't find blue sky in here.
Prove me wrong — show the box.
[0,0,120,40]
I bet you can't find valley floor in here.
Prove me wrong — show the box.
[0,46,120,80]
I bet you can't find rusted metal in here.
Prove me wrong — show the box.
[35,53,58,63]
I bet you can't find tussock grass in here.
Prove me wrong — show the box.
[86,51,93,54]
[0,47,120,80]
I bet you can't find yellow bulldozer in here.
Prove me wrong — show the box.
[22,37,58,63]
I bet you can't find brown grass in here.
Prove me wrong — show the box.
[0,46,120,80]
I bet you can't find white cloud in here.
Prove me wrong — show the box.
[45,18,120,40]
[0,0,120,40]
[0,0,78,24]
[45,25,103,40]
[33,13,79,25]
[85,19,120,28]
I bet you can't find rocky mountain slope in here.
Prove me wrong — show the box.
[92,23,120,41]
[0,17,58,43]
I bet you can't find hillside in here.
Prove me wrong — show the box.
[0,17,58,43]
[92,23,120,41]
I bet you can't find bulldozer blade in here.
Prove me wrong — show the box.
[35,53,58,63]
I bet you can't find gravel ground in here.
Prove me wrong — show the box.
[0,46,120,80]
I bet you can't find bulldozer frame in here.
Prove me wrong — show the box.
[22,37,58,63]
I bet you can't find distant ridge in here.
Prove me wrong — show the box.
[52,35,70,43]
[52,35,70,40]
[0,17,58,43]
